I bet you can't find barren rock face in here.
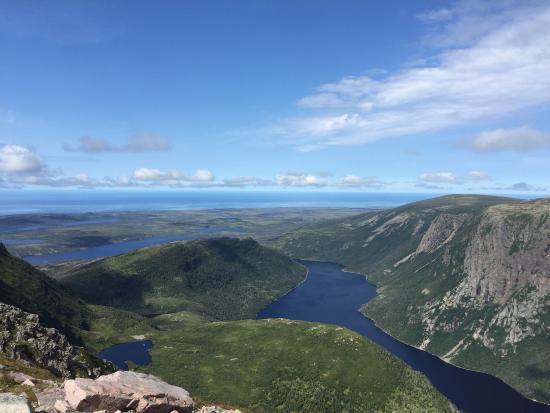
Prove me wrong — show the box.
[417,201,550,356]
[0,303,113,378]
[416,213,469,255]
[64,371,194,413]
[461,203,549,304]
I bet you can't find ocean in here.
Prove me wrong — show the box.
[0,190,444,215]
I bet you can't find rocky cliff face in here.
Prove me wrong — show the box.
[276,195,550,402]
[417,200,550,357]
[0,303,113,379]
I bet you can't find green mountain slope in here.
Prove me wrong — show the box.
[145,319,455,413]
[2,237,455,410]
[0,243,90,343]
[59,237,307,319]
[275,195,550,403]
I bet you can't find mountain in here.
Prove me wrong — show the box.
[0,243,90,343]
[275,195,550,403]
[58,237,307,320]
[55,236,458,412]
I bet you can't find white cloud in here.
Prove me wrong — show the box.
[467,170,491,181]
[191,169,215,182]
[419,171,461,184]
[466,126,550,152]
[222,176,274,187]
[273,172,385,189]
[275,1,550,150]
[419,170,491,185]
[131,167,214,187]
[9,173,100,188]
[275,172,327,187]
[0,145,390,189]
[0,145,43,173]
[132,168,169,181]
[334,175,384,189]
[64,132,171,153]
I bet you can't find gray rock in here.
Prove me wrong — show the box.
[196,407,242,413]
[0,302,114,379]
[64,371,194,413]
[35,387,66,413]
[0,393,32,413]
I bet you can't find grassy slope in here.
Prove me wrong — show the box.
[0,243,90,343]
[275,195,550,402]
[59,237,307,320]
[0,354,60,406]
[144,319,455,413]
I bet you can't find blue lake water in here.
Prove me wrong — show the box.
[98,340,154,370]
[257,260,550,413]
[24,234,215,265]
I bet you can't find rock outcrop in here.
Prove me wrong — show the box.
[411,201,550,362]
[460,202,550,304]
[0,393,32,413]
[0,303,114,379]
[36,371,194,413]
[196,407,242,413]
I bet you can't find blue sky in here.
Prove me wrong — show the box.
[1,0,549,193]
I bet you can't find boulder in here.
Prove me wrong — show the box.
[64,371,194,413]
[196,407,242,413]
[0,393,32,413]
[35,387,67,413]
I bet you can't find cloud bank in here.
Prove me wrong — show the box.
[465,126,550,152]
[275,1,550,151]
[0,145,43,173]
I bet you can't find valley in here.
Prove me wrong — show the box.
[276,195,550,404]
[1,197,548,412]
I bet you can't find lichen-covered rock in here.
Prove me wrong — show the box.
[64,371,194,413]
[196,407,242,413]
[0,302,114,378]
[0,393,32,413]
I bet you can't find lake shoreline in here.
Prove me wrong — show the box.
[330,260,550,409]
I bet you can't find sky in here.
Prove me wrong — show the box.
[1,0,549,194]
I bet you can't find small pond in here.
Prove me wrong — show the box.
[98,340,154,370]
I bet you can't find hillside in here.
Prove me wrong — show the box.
[0,237,456,412]
[0,243,90,343]
[275,195,550,403]
[144,318,455,413]
[58,237,307,320]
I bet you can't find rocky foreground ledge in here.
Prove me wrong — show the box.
[1,370,241,413]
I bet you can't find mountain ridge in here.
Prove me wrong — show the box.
[275,195,550,402]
